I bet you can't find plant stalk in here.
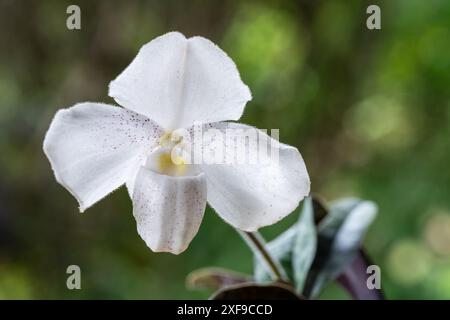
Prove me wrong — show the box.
[238,230,287,282]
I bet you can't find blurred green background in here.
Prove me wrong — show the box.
[0,0,449,299]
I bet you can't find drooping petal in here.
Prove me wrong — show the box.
[108,32,251,130]
[43,103,163,212]
[132,167,207,254]
[197,122,310,231]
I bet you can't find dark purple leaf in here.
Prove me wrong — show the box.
[210,282,302,300]
[337,250,384,300]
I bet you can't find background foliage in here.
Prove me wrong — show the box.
[0,0,449,299]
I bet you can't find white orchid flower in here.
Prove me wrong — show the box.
[43,32,310,254]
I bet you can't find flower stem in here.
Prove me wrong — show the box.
[237,230,287,282]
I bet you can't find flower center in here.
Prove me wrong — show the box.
[146,131,189,177]
[156,151,187,176]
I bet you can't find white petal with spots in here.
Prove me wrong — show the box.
[198,122,310,231]
[43,102,163,211]
[132,167,207,254]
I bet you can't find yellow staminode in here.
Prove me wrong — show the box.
[157,152,187,176]
[156,131,188,176]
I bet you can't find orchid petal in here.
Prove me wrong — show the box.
[198,122,310,231]
[43,103,163,211]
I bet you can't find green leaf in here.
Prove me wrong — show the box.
[303,198,377,298]
[253,197,319,293]
[253,225,296,283]
[292,197,317,293]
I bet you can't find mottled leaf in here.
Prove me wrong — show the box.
[303,198,377,298]
[253,226,296,283]
[254,197,321,291]
[292,197,317,293]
